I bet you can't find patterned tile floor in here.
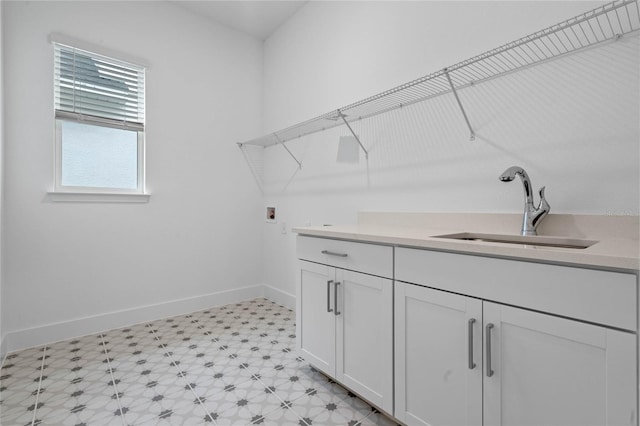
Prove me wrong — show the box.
[0,298,400,426]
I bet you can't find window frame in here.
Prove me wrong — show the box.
[50,35,148,197]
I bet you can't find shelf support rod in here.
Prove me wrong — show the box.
[444,68,475,141]
[338,111,368,159]
[274,133,302,169]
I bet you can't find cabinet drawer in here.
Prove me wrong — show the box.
[395,247,637,331]
[297,236,393,278]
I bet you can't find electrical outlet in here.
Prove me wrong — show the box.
[281,222,287,234]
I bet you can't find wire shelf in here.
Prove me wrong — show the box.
[239,0,640,149]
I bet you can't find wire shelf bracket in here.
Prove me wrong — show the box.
[444,68,475,141]
[338,111,369,159]
[274,133,302,169]
[237,0,640,152]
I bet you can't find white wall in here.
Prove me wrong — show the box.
[0,0,5,356]
[260,1,640,297]
[3,1,264,349]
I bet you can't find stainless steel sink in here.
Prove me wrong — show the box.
[433,232,597,249]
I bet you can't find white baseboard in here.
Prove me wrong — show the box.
[3,284,267,354]
[0,333,7,363]
[262,284,296,311]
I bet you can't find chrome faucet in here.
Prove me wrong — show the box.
[499,166,550,236]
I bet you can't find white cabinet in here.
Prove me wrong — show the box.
[297,260,336,374]
[394,283,482,426]
[394,247,638,426]
[295,236,637,426]
[483,301,636,426]
[296,237,393,413]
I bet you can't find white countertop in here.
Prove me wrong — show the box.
[292,213,640,271]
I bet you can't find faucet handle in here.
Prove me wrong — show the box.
[538,186,550,212]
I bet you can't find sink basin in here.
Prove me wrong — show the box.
[433,232,597,249]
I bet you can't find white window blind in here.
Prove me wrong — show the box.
[54,43,145,131]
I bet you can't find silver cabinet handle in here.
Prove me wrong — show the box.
[468,318,476,370]
[486,323,494,377]
[334,282,341,316]
[321,250,348,258]
[326,280,334,313]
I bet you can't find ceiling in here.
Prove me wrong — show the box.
[174,1,308,40]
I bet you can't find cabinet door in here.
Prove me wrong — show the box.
[394,282,483,426]
[335,269,393,413]
[483,302,637,426]
[296,260,336,376]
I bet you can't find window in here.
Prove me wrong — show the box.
[53,42,145,194]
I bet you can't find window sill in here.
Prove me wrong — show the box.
[46,192,151,203]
